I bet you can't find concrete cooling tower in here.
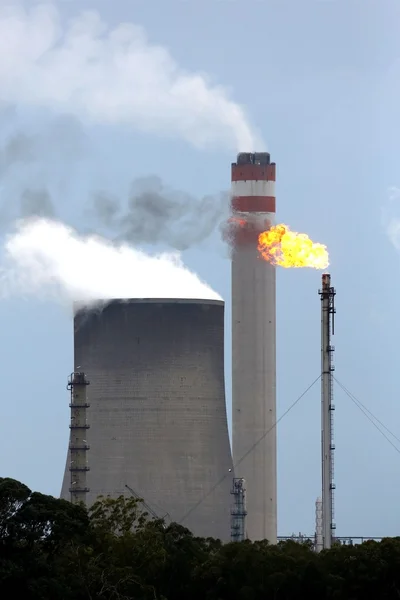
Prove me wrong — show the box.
[61,298,233,540]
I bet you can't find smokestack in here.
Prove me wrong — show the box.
[230,152,277,543]
[61,298,233,540]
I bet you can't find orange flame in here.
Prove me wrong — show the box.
[258,224,329,269]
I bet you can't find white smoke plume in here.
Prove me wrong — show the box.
[0,2,261,151]
[0,218,221,304]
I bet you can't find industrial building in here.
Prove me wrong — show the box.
[61,298,233,540]
[60,153,344,546]
[230,152,277,543]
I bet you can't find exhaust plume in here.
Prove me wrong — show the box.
[0,3,260,151]
[0,132,35,172]
[258,224,329,269]
[90,177,228,250]
[0,129,226,248]
[0,218,221,305]
[20,189,55,218]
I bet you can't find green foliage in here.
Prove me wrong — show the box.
[0,477,31,537]
[89,494,147,536]
[2,477,400,599]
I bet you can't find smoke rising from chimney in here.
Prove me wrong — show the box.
[0,129,228,249]
[89,177,228,250]
[0,218,221,305]
[0,133,35,172]
[20,189,55,219]
[0,172,226,250]
[0,3,261,151]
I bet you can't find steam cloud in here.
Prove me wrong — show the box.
[385,186,400,251]
[0,218,221,304]
[0,2,261,151]
[0,4,246,302]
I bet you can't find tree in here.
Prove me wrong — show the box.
[4,477,400,599]
[0,477,89,600]
[0,477,31,539]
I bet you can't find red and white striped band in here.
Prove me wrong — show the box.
[231,196,276,213]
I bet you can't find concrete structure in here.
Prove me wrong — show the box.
[230,152,277,542]
[319,273,336,549]
[61,298,233,540]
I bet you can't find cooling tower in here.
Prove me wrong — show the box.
[61,298,233,540]
[230,152,277,543]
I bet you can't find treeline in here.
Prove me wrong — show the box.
[1,477,399,599]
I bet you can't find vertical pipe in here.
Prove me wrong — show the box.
[319,274,336,549]
[68,372,90,505]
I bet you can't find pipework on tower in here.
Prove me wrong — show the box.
[68,371,90,506]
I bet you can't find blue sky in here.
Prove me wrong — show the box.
[0,0,400,538]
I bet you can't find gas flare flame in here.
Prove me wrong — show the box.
[258,224,329,269]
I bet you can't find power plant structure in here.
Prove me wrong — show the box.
[61,298,233,540]
[230,152,277,543]
[230,478,247,542]
[60,154,342,546]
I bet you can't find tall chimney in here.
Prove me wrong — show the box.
[230,152,277,542]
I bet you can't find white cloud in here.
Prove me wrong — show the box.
[0,2,261,151]
[383,186,400,250]
[0,217,221,304]
[387,186,400,203]
[387,219,400,251]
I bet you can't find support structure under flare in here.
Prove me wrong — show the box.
[319,273,336,550]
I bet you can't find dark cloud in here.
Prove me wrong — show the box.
[20,189,55,218]
[90,176,228,250]
[0,120,226,250]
